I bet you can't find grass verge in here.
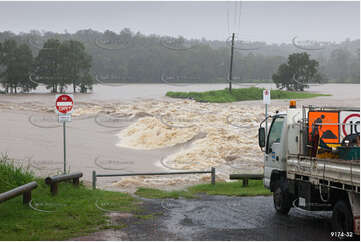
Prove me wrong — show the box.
[1,154,271,239]
[0,155,142,240]
[166,87,330,103]
[135,180,271,199]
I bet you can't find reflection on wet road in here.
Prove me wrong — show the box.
[124,195,334,241]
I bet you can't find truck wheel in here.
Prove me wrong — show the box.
[332,200,353,236]
[273,181,291,215]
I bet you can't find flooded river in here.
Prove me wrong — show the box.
[0,83,359,191]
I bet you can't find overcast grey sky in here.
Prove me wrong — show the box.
[0,1,359,43]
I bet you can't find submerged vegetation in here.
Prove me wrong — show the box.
[166,87,330,103]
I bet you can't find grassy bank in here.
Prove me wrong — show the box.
[166,87,330,103]
[0,155,142,240]
[1,155,270,240]
[135,180,271,199]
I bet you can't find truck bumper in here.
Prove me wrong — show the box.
[354,216,360,236]
[348,192,360,236]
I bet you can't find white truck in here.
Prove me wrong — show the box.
[258,102,360,239]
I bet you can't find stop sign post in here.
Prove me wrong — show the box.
[55,94,74,174]
[263,89,271,136]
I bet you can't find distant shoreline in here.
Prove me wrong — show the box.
[0,83,358,105]
[1,81,358,92]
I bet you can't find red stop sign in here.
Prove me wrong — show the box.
[56,94,73,114]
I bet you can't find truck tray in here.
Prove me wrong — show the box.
[287,155,360,193]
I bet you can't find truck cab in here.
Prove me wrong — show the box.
[263,112,287,190]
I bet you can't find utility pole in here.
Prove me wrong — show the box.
[229,33,235,93]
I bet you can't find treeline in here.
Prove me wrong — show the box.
[0,38,93,93]
[0,29,359,92]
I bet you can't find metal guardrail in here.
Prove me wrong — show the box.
[45,172,83,195]
[0,181,38,204]
[229,174,264,187]
[92,167,216,189]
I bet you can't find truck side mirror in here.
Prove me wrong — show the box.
[259,127,266,148]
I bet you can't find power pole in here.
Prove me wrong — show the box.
[229,33,235,93]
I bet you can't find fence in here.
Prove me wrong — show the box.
[92,167,216,189]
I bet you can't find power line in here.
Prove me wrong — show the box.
[226,1,230,35]
[233,1,237,33]
[238,1,242,36]
[226,1,242,39]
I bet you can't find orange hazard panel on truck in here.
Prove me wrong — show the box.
[308,111,339,144]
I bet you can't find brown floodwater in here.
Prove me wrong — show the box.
[0,83,359,191]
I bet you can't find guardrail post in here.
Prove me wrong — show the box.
[211,167,215,185]
[242,178,248,187]
[23,191,32,204]
[50,183,58,196]
[73,177,80,186]
[92,170,96,190]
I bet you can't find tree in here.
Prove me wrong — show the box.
[272,52,321,91]
[60,40,93,93]
[0,39,17,93]
[0,39,35,93]
[78,72,94,93]
[33,39,62,93]
[349,48,360,83]
[15,44,36,92]
[272,63,292,90]
[0,42,4,91]
[326,49,351,83]
[0,42,2,63]
[34,39,93,93]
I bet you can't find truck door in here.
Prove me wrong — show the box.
[264,115,286,188]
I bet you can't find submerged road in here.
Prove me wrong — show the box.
[73,195,340,241]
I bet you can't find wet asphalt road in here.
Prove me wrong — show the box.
[121,195,335,241]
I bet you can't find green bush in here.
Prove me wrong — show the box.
[0,154,34,193]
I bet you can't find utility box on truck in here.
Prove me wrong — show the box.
[258,103,360,239]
